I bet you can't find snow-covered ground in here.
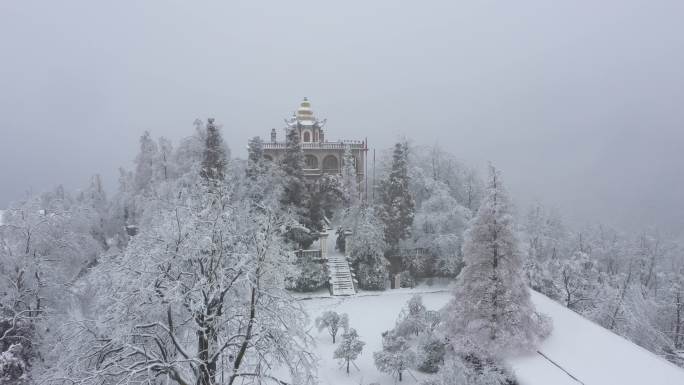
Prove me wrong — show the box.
[301,286,684,385]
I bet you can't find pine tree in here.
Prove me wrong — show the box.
[246,136,266,180]
[157,136,174,181]
[442,165,551,356]
[378,142,415,252]
[200,118,227,182]
[279,127,315,246]
[280,128,307,209]
[334,328,365,374]
[341,144,359,206]
[133,131,159,193]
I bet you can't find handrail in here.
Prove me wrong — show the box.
[264,141,366,150]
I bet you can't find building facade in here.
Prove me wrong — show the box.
[263,98,368,196]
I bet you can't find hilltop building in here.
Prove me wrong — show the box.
[263,98,368,196]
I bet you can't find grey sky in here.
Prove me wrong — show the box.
[1,0,683,234]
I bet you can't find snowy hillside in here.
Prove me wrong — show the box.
[301,287,684,385]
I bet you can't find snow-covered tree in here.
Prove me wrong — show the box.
[280,127,315,246]
[341,144,359,206]
[47,180,315,385]
[317,174,345,219]
[157,136,174,181]
[0,186,105,384]
[410,179,469,276]
[442,165,551,356]
[423,354,516,385]
[347,206,388,290]
[200,118,228,182]
[378,141,415,252]
[316,311,349,343]
[556,251,600,311]
[133,131,159,193]
[417,335,446,373]
[373,331,416,382]
[334,328,365,374]
[522,203,570,300]
[280,127,307,209]
[408,144,484,212]
[246,135,266,181]
[394,295,428,337]
[289,251,328,292]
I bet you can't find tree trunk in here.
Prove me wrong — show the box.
[346,360,350,374]
[228,287,257,385]
[675,290,682,349]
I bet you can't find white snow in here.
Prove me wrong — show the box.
[301,287,684,385]
[325,229,356,296]
[511,291,684,385]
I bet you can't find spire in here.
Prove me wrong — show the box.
[295,97,316,125]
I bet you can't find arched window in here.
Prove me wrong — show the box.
[322,155,339,172]
[303,131,311,142]
[263,154,274,162]
[304,155,318,169]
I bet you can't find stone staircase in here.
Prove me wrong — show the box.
[328,253,356,296]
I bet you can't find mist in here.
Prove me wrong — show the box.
[1,0,683,234]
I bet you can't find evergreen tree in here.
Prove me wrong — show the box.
[307,190,325,233]
[157,136,174,181]
[200,118,227,182]
[334,328,365,374]
[378,142,415,252]
[280,128,307,209]
[246,136,266,180]
[442,165,551,356]
[279,127,315,245]
[341,144,359,206]
[317,174,345,219]
[133,131,159,193]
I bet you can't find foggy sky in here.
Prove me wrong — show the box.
[1,0,683,235]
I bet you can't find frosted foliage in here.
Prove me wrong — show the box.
[0,344,29,384]
[341,144,359,206]
[394,295,428,337]
[522,204,569,299]
[373,331,416,382]
[411,179,469,275]
[333,328,365,373]
[423,357,513,385]
[408,144,484,212]
[316,311,349,343]
[45,178,316,385]
[347,206,388,290]
[378,142,414,250]
[443,166,551,356]
[0,185,106,384]
[133,131,159,193]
